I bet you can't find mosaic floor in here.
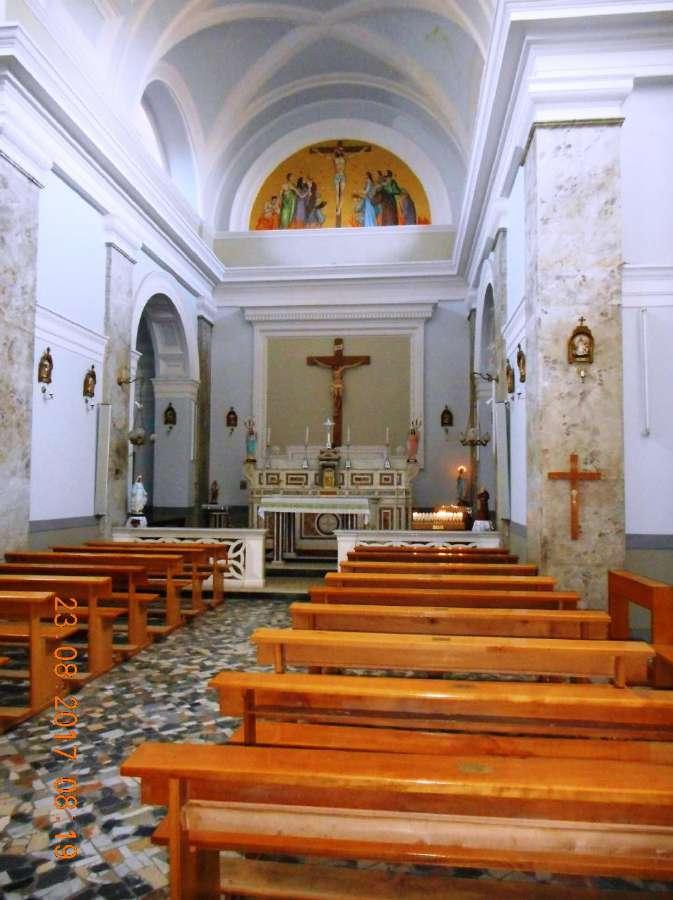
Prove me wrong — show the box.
[0,596,671,898]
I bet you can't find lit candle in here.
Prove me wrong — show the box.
[346,425,351,444]
[305,426,309,445]
[385,426,390,444]
[267,427,271,445]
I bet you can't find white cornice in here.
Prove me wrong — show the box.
[622,264,673,307]
[103,214,142,263]
[196,296,217,325]
[244,304,436,324]
[0,78,52,185]
[152,377,200,402]
[35,305,108,362]
[0,24,224,296]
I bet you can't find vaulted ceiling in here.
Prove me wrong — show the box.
[67,0,495,232]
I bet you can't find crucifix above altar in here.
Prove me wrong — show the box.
[307,338,370,448]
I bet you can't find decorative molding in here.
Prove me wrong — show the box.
[502,296,526,352]
[151,377,200,402]
[103,214,142,263]
[249,310,430,469]
[196,296,217,324]
[244,304,436,324]
[622,264,673,307]
[35,305,108,363]
[0,78,52,185]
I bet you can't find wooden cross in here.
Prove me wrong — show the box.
[547,453,602,540]
[307,338,370,448]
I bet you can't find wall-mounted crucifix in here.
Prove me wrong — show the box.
[307,338,370,448]
[547,453,602,540]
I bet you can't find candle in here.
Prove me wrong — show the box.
[267,427,271,445]
[305,426,309,445]
[346,425,351,444]
[385,426,390,444]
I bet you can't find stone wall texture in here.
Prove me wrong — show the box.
[193,315,212,524]
[0,158,40,552]
[524,124,625,608]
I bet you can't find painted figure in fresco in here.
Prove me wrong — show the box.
[279,174,297,228]
[372,170,401,226]
[309,140,371,218]
[399,188,418,225]
[293,176,311,227]
[360,171,379,227]
[255,195,280,230]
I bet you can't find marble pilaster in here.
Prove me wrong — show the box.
[100,244,136,532]
[193,314,213,524]
[524,124,624,608]
[0,157,40,552]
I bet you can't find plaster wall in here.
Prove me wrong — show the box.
[506,168,526,321]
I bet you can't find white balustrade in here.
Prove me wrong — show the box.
[334,529,502,567]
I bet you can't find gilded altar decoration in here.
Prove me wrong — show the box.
[516,343,526,383]
[568,317,594,365]
[505,359,515,393]
[250,140,431,230]
[38,347,53,385]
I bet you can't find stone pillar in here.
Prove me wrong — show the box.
[524,123,624,608]
[100,218,139,532]
[0,156,42,551]
[193,313,213,525]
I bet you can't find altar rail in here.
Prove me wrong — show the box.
[111,527,266,588]
[334,529,502,567]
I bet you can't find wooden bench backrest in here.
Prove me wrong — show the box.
[310,586,580,609]
[354,545,508,555]
[348,551,518,564]
[325,572,556,591]
[341,561,538,576]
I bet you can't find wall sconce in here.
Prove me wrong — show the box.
[440,405,453,437]
[459,425,490,447]
[226,406,238,435]
[568,316,594,382]
[117,366,140,387]
[163,402,177,432]
[473,371,498,383]
[37,347,54,399]
[83,365,96,409]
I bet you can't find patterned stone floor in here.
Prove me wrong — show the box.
[0,597,671,898]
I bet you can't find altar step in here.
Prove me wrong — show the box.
[226,575,317,601]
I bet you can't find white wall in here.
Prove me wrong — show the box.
[621,81,673,535]
[30,175,107,522]
[209,308,254,504]
[506,168,526,319]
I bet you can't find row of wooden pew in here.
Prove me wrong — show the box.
[122,543,673,898]
[0,539,227,729]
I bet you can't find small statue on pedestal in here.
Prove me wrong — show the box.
[210,480,219,504]
[129,475,148,515]
[475,486,490,521]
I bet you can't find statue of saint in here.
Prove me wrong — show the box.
[129,475,148,515]
[475,486,490,521]
[209,480,219,504]
[83,365,96,398]
[38,347,53,384]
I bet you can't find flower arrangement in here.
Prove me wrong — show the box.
[409,418,422,435]
[244,418,256,437]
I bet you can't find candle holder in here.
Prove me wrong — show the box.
[302,442,310,469]
[383,441,391,470]
[344,442,352,469]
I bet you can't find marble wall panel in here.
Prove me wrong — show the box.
[524,124,624,608]
[0,158,40,552]
[100,247,135,531]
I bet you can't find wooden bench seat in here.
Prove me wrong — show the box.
[291,602,610,639]
[310,585,580,609]
[341,560,538,576]
[120,740,673,895]
[252,628,652,685]
[0,591,79,716]
[209,671,673,740]
[325,572,557,592]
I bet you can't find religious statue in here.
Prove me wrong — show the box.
[244,418,257,459]
[83,365,96,399]
[505,360,515,394]
[475,486,490,521]
[38,347,53,385]
[129,475,148,515]
[456,466,468,505]
[516,344,526,383]
[307,338,370,447]
[209,480,219,504]
[164,403,177,427]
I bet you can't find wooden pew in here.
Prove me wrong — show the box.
[0,560,155,651]
[290,602,610,639]
[353,545,510,555]
[252,628,652,686]
[89,540,227,607]
[348,549,519,564]
[0,591,79,725]
[310,585,580,609]
[120,740,673,895]
[341,560,538,576]
[209,670,673,741]
[0,575,115,679]
[325,572,557,592]
[609,569,673,687]
[43,550,185,630]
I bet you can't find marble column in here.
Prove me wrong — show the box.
[524,123,624,608]
[192,314,213,525]
[0,157,41,552]
[100,225,138,532]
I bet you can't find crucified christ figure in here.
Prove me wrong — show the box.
[309,140,371,226]
[307,338,370,447]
